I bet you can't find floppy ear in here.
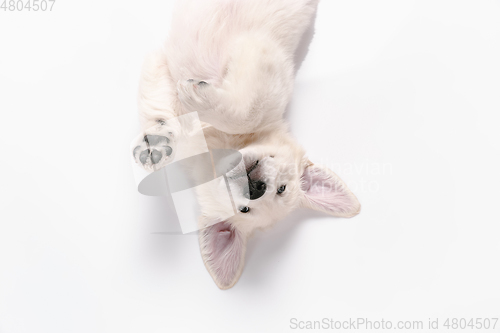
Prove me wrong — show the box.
[199,221,246,290]
[300,162,361,217]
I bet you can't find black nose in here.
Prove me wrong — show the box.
[248,180,266,200]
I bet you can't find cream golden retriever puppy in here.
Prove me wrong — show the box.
[133,0,360,289]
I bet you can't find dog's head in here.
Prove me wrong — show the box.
[198,132,361,289]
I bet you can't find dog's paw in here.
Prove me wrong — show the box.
[177,79,217,111]
[132,121,177,172]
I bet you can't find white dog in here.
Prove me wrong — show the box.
[133,0,361,289]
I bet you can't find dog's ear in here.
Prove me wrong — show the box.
[300,162,361,217]
[199,221,246,290]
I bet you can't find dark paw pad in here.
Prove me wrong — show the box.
[187,79,209,87]
[133,134,173,167]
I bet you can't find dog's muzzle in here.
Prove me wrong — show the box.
[245,160,266,200]
[247,179,266,200]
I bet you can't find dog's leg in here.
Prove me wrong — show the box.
[258,0,320,54]
[177,34,295,134]
[132,50,181,171]
[169,0,319,135]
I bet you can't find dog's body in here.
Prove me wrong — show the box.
[133,0,361,289]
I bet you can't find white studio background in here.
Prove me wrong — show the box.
[1,1,499,332]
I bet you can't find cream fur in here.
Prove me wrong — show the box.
[133,0,361,290]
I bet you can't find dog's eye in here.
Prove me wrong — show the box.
[240,206,250,213]
[277,185,286,194]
